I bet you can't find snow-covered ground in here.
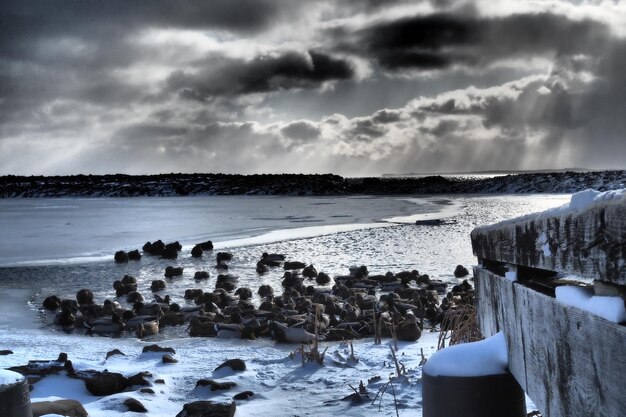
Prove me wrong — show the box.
[0,194,571,416]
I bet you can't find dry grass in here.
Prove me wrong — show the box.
[437,298,483,350]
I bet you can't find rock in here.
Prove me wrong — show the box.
[198,240,214,250]
[124,398,148,413]
[85,371,130,396]
[257,285,273,299]
[184,289,202,300]
[233,391,254,400]
[165,266,184,278]
[106,349,126,360]
[144,240,165,256]
[32,399,88,417]
[114,250,129,263]
[142,344,176,355]
[43,295,61,310]
[316,272,331,285]
[166,241,182,251]
[196,379,237,391]
[0,349,13,355]
[114,279,138,297]
[162,354,178,364]
[155,379,165,384]
[284,261,306,270]
[191,245,203,257]
[126,291,144,303]
[214,359,246,372]
[150,279,166,292]
[161,246,178,259]
[255,262,269,274]
[128,249,142,260]
[454,265,470,278]
[140,388,155,394]
[216,252,233,263]
[175,401,236,417]
[194,271,210,280]
[76,289,94,305]
[234,287,252,301]
[302,264,318,278]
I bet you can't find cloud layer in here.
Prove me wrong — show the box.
[1,0,625,175]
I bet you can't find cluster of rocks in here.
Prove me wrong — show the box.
[41,239,476,345]
[2,170,624,197]
[8,349,245,416]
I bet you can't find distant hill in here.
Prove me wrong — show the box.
[0,171,624,197]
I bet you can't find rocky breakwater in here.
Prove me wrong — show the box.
[2,170,625,197]
[39,239,476,347]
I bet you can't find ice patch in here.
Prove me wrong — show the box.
[555,286,626,323]
[423,332,509,377]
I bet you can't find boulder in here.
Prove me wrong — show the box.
[32,399,88,417]
[161,247,178,259]
[194,271,210,280]
[105,349,126,360]
[85,371,129,396]
[214,359,246,372]
[302,264,318,278]
[454,265,470,278]
[191,245,203,257]
[284,261,306,270]
[162,354,178,364]
[114,250,129,263]
[233,391,254,400]
[76,289,94,305]
[176,401,236,417]
[150,280,166,292]
[165,266,184,278]
[316,272,331,285]
[196,379,237,391]
[216,252,233,263]
[124,398,148,413]
[198,240,214,250]
[142,344,176,355]
[128,249,142,260]
[43,295,61,310]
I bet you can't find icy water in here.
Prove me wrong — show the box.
[0,194,569,329]
[0,194,569,417]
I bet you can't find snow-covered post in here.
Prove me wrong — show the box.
[471,189,626,417]
[0,370,32,417]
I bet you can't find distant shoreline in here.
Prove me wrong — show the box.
[1,170,625,198]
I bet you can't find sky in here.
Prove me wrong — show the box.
[1,0,625,176]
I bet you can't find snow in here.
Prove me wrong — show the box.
[475,188,626,235]
[0,369,25,388]
[422,332,509,377]
[0,329,443,417]
[555,285,626,323]
[545,188,625,217]
[505,271,518,282]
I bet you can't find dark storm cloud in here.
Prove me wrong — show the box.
[372,109,402,124]
[281,121,321,141]
[349,12,611,70]
[167,51,354,99]
[0,0,285,55]
[348,118,388,140]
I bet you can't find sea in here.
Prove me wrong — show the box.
[0,194,570,416]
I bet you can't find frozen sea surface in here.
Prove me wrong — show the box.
[0,194,568,416]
